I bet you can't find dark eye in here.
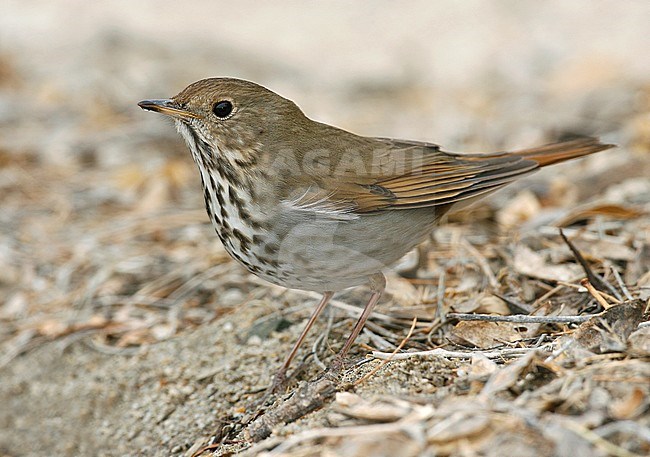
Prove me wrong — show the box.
[212,100,233,118]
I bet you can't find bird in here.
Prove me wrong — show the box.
[138,77,614,391]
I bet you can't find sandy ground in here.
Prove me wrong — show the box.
[1,2,649,456]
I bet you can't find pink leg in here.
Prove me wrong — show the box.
[331,273,386,370]
[269,291,333,392]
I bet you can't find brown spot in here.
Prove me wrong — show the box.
[229,249,244,263]
[228,186,239,205]
[221,219,232,233]
[234,156,258,167]
[214,230,226,244]
[237,205,252,223]
[250,219,267,230]
[211,179,226,208]
[259,257,280,268]
[203,188,213,218]
[264,243,279,255]
[263,269,277,278]
[232,228,252,252]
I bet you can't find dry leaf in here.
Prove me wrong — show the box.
[449,321,522,349]
[475,295,510,315]
[554,203,642,227]
[551,238,637,263]
[609,387,646,420]
[335,392,362,408]
[497,190,542,229]
[514,245,583,282]
[385,274,421,306]
[451,297,481,313]
[36,319,69,338]
[468,353,498,380]
[1,292,27,318]
[479,351,539,399]
[427,410,490,443]
[564,300,645,354]
[336,401,410,423]
[627,326,650,357]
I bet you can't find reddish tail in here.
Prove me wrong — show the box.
[514,137,615,168]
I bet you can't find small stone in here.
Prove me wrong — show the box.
[220,289,245,305]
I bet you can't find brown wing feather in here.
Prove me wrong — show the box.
[307,137,614,214]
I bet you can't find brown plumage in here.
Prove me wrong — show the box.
[304,137,611,213]
[139,78,615,392]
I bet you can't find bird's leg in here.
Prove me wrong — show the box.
[329,272,386,373]
[267,291,333,395]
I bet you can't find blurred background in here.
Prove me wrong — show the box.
[1,1,649,456]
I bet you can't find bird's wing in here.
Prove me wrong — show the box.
[292,137,614,215]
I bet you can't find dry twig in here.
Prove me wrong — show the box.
[559,229,623,300]
[562,420,644,457]
[581,278,615,309]
[459,237,499,288]
[446,313,598,324]
[354,317,417,386]
[372,344,554,361]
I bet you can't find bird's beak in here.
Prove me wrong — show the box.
[137,99,201,120]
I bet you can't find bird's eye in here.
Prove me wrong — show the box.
[212,100,233,118]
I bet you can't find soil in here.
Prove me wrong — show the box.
[1,2,649,456]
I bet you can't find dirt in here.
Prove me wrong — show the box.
[1,2,649,456]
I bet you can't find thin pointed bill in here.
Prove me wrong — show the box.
[137,99,201,120]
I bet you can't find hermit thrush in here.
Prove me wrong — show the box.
[139,78,613,389]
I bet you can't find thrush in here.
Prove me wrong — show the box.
[139,77,613,389]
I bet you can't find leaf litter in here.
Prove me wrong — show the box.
[0,6,649,457]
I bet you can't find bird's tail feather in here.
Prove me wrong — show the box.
[513,137,615,168]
